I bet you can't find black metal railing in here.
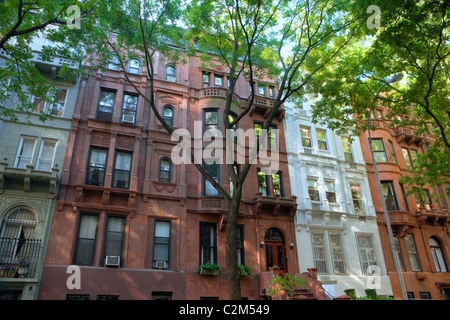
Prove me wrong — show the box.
[0,237,42,279]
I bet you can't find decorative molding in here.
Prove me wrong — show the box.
[153,181,177,193]
[201,199,222,208]
[91,131,110,147]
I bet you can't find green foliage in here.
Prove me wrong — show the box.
[196,262,221,275]
[344,288,356,299]
[266,273,310,297]
[237,264,253,278]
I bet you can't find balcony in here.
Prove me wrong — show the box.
[253,193,297,218]
[249,95,285,121]
[0,161,59,195]
[0,237,42,279]
[393,125,425,146]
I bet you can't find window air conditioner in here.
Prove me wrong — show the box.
[105,255,121,267]
[155,260,167,269]
[122,114,135,124]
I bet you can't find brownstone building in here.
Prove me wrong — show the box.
[359,107,450,300]
[37,47,304,300]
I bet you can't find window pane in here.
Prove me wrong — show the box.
[16,138,36,168]
[37,140,56,171]
[272,173,281,196]
[311,232,327,273]
[257,170,268,196]
[104,217,124,258]
[404,234,421,271]
[402,148,412,169]
[115,152,132,171]
[49,88,67,116]
[381,182,399,210]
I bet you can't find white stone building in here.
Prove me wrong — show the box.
[283,97,393,298]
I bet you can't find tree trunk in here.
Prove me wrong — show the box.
[226,195,241,300]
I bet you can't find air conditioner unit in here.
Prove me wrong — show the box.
[105,255,121,267]
[155,260,167,269]
[122,114,135,124]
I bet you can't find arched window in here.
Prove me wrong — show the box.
[429,237,448,272]
[163,106,174,126]
[0,206,37,259]
[159,158,172,182]
[128,59,140,74]
[165,65,176,82]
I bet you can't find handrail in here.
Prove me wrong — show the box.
[302,271,335,300]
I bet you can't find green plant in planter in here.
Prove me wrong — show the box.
[196,262,221,275]
[237,265,253,278]
[344,288,356,299]
[265,273,310,298]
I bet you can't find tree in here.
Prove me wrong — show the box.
[308,0,450,196]
[74,0,363,299]
[0,0,94,121]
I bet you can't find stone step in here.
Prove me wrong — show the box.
[291,288,317,300]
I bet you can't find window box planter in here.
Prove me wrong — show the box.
[238,265,253,278]
[197,262,220,276]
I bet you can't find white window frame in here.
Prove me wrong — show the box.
[14,136,37,169]
[356,233,378,275]
[31,86,69,117]
[36,139,57,171]
[316,128,328,151]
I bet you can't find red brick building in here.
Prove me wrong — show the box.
[358,107,450,300]
[38,49,301,300]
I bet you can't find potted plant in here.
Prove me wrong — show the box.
[16,259,29,278]
[237,265,253,278]
[196,261,221,276]
[265,273,310,299]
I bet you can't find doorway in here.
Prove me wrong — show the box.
[264,228,287,275]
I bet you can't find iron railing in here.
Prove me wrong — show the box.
[0,237,42,279]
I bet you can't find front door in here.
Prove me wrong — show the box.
[265,228,287,275]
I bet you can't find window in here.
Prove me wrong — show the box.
[316,129,327,150]
[381,181,399,210]
[429,237,447,272]
[97,90,116,121]
[388,140,397,164]
[48,88,68,117]
[202,71,210,87]
[103,216,125,266]
[356,234,377,275]
[373,109,383,119]
[410,149,418,167]
[107,54,120,70]
[325,181,336,203]
[153,220,171,269]
[311,232,327,273]
[204,109,218,135]
[402,148,412,169]
[257,169,268,196]
[229,163,239,196]
[236,225,245,265]
[341,137,353,161]
[86,148,108,186]
[203,161,219,196]
[351,185,363,215]
[329,233,346,275]
[393,234,406,271]
[272,172,282,197]
[112,151,132,189]
[199,223,217,264]
[300,126,311,148]
[371,139,387,163]
[414,188,432,210]
[159,158,171,182]
[121,94,138,124]
[404,234,421,271]
[165,65,176,82]
[14,136,37,169]
[307,179,319,201]
[254,122,263,148]
[419,292,431,300]
[73,214,98,265]
[269,86,275,98]
[128,59,140,74]
[163,106,174,126]
[214,75,223,87]
[258,85,265,96]
[0,206,37,260]
[268,125,277,151]
[36,139,57,171]
[400,183,410,211]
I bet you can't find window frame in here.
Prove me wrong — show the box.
[199,223,217,265]
[14,136,37,169]
[36,138,57,171]
[86,147,108,186]
[429,237,448,272]
[158,158,172,182]
[127,59,140,74]
[325,180,336,203]
[202,71,210,88]
[311,231,328,274]
[203,109,219,136]
[121,93,138,124]
[202,161,220,196]
[404,234,422,271]
[307,178,320,201]
[165,65,176,82]
[102,215,126,267]
[300,126,312,148]
[381,181,399,210]
[388,140,397,164]
[341,136,353,162]
[371,138,387,163]
[112,150,133,189]
[163,105,174,126]
[214,74,223,87]
[96,89,116,121]
[316,128,328,151]
[73,213,99,266]
[356,233,378,275]
[153,220,171,269]
[271,171,283,197]
[257,168,269,196]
